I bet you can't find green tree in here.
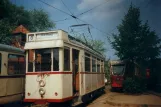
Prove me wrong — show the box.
[0,19,14,44]
[0,0,55,44]
[104,59,110,82]
[28,9,55,32]
[111,4,161,63]
[111,4,161,93]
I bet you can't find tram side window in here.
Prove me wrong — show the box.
[8,54,25,75]
[101,60,104,73]
[97,59,100,72]
[53,48,59,71]
[85,53,90,72]
[0,53,1,74]
[19,56,26,74]
[92,57,96,72]
[28,50,33,72]
[35,49,51,72]
[64,48,70,71]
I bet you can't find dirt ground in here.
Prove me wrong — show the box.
[3,86,161,107]
[87,86,161,107]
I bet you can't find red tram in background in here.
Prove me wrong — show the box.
[110,60,125,89]
[110,60,142,90]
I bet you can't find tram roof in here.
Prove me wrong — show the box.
[68,35,104,57]
[25,29,105,59]
[0,44,24,54]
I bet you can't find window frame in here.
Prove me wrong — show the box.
[8,54,25,75]
[34,48,52,72]
[101,60,104,73]
[97,59,101,73]
[0,53,1,74]
[64,47,70,71]
[92,56,97,72]
[85,53,91,72]
[27,50,34,72]
[53,48,59,71]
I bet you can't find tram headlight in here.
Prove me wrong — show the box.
[39,80,45,87]
[39,88,45,95]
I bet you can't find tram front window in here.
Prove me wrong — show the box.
[35,49,51,72]
[112,65,125,75]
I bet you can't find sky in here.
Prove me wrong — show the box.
[10,0,161,60]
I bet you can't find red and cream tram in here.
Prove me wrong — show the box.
[110,60,140,90]
[24,30,105,104]
[110,60,125,89]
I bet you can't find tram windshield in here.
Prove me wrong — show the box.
[27,48,59,72]
[112,65,125,75]
[35,49,51,71]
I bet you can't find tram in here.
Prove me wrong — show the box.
[110,60,140,90]
[24,30,105,104]
[110,60,125,89]
[0,44,25,104]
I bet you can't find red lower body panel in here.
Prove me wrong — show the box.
[111,75,123,88]
[24,96,73,104]
[111,81,123,88]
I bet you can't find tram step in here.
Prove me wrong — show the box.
[72,101,82,107]
[72,96,83,106]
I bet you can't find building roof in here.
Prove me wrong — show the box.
[0,44,24,54]
[12,25,29,34]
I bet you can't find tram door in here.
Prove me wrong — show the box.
[72,49,79,95]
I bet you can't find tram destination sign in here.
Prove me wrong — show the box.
[36,32,59,41]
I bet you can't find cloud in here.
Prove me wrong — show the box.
[77,0,125,22]
[77,0,122,10]
[77,0,102,10]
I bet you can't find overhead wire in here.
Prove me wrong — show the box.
[39,0,113,23]
[37,0,71,16]
[36,0,119,48]
[87,25,94,43]
[60,0,73,15]
[37,0,79,24]
[69,0,113,19]
[77,0,112,17]
[60,0,79,24]
[69,23,95,42]
[53,18,68,22]
[72,30,92,45]
[68,25,90,41]
[37,0,116,41]
[37,0,116,38]
[75,17,114,41]
[73,0,155,43]
[76,28,89,33]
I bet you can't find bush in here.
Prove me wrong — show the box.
[123,77,147,94]
[155,84,161,93]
